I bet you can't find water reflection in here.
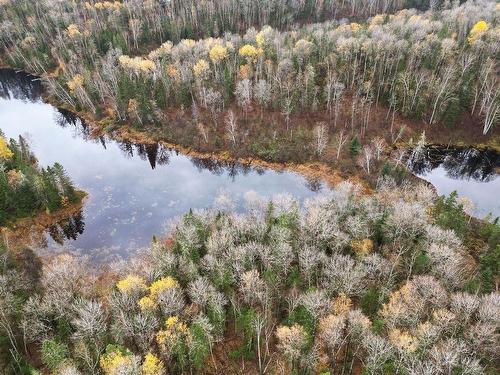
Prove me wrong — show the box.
[407,145,500,218]
[51,101,281,179]
[0,69,325,262]
[407,145,499,182]
[48,211,86,245]
[55,108,92,140]
[0,70,42,101]
[305,177,323,192]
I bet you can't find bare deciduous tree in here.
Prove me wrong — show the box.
[225,109,238,145]
[314,122,328,156]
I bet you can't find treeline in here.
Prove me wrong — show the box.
[0,0,498,136]
[0,180,498,374]
[0,133,80,226]
[0,0,431,57]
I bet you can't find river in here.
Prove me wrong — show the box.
[407,145,500,219]
[2,70,499,262]
[0,69,326,262]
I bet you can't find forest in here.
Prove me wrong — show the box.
[0,0,498,168]
[0,0,499,374]
[0,132,81,226]
[1,181,499,374]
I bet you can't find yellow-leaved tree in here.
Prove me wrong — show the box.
[239,44,263,63]
[0,137,13,160]
[209,44,228,63]
[100,350,135,375]
[142,353,165,375]
[193,59,210,79]
[468,20,489,44]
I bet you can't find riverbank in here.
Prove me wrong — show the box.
[3,67,499,241]
[4,67,499,227]
[40,73,499,173]
[44,93,374,191]
[0,66,495,196]
[0,190,87,251]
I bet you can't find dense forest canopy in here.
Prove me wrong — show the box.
[1,181,499,374]
[0,1,499,374]
[0,0,498,135]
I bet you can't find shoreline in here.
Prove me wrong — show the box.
[0,191,87,251]
[2,64,494,153]
[3,67,499,199]
[42,88,372,192]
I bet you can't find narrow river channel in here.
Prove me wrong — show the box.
[0,70,326,262]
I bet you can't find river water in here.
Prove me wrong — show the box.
[2,70,499,262]
[0,70,325,262]
[407,145,500,219]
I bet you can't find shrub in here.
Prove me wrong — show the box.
[350,136,361,156]
[189,323,211,370]
[360,288,382,318]
[285,305,316,339]
[41,339,69,371]
[412,251,431,274]
[433,192,468,237]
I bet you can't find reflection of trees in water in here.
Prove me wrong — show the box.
[190,156,254,180]
[113,141,322,192]
[118,141,134,158]
[135,143,171,169]
[407,146,499,182]
[47,211,85,245]
[2,69,322,192]
[156,147,171,166]
[118,141,171,169]
[99,136,107,149]
[0,69,42,101]
[55,108,79,127]
[254,167,266,175]
[54,108,92,140]
[190,157,224,175]
[306,177,323,192]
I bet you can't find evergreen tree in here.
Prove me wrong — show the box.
[0,136,80,226]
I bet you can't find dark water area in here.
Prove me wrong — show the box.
[0,69,326,262]
[407,145,500,219]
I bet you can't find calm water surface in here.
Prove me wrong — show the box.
[407,146,500,219]
[3,70,498,261]
[0,70,325,262]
